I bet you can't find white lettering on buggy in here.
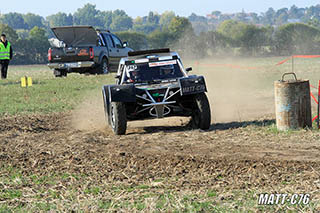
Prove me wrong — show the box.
[127,65,137,71]
[182,85,205,93]
[149,60,177,67]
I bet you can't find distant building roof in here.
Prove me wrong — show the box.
[288,19,301,23]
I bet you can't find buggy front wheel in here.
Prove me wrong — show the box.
[191,93,211,130]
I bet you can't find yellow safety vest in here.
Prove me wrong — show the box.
[0,41,11,60]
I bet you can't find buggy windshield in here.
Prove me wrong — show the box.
[125,60,184,83]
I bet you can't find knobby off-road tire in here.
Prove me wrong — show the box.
[102,88,111,125]
[110,102,127,135]
[97,58,109,74]
[192,93,211,130]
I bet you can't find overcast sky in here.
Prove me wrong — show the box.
[1,0,319,17]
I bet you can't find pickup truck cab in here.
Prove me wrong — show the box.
[47,26,133,77]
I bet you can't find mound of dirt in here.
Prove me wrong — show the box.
[0,113,65,133]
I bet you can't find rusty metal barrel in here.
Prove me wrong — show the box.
[274,73,312,131]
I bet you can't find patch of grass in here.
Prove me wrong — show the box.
[71,174,81,181]
[0,189,22,199]
[98,200,112,210]
[217,174,224,180]
[48,189,60,199]
[0,170,319,212]
[134,202,146,211]
[265,123,307,135]
[33,203,57,211]
[0,65,114,115]
[60,173,70,180]
[126,187,134,193]
[207,190,218,197]
[189,200,215,212]
[0,205,12,213]
[31,174,56,185]
[136,184,149,190]
[84,186,101,195]
[156,194,167,209]
[266,124,280,134]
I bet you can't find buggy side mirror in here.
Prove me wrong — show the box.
[186,67,192,72]
[123,41,128,47]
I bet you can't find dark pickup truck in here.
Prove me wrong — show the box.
[47,26,133,77]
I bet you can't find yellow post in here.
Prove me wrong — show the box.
[21,76,27,87]
[27,77,32,87]
[21,76,33,87]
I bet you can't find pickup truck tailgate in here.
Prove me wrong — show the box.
[49,47,93,63]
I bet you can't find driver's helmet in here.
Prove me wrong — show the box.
[129,70,140,81]
[160,65,174,76]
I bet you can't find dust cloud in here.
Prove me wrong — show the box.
[195,58,275,123]
[71,92,107,131]
[171,31,276,123]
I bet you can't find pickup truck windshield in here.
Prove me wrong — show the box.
[125,60,184,83]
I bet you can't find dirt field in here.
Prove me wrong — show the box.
[1,58,320,211]
[1,112,320,211]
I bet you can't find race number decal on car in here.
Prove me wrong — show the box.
[179,76,207,95]
[182,85,206,94]
[127,65,138,71]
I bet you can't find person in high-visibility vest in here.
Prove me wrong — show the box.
[0,34,13,79]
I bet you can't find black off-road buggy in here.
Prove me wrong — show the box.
[102,48,211,135]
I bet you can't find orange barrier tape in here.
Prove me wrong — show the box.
[310,92,318,105]
[293,55,320,58]
[310,84,317,89]
[194,63,258,70]
[310,85,319,123]
[313,115,318,122]
[276,58,291,65]
[194,55,320,68]
[276,55,320,65]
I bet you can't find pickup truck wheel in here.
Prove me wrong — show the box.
[54,69,61,77]
[54,69,67,78]
[98,58,109,74]
[110,102,127,135]
[191,93,211,130]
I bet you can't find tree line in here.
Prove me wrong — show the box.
[1,3,320,64]
[190,5,320,34]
